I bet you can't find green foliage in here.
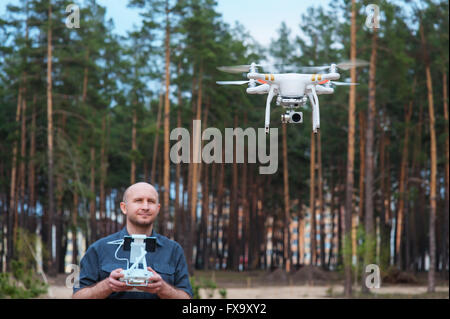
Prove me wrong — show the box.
[200,277,217,298]
[189,275,227,299]
[338,224,377,282]
[0,228,48,298]
[219,288,227,299]
[189,276,201,299]
[3,260,48,299]
[325,285,335,297]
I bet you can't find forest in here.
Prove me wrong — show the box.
[0,0,448,298]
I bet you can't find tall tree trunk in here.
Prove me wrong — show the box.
[259,184,266,269]
[386,134,392,263]
[100,115,107,237]
[200,102,210,268]
[338,163,345,267]
[186,75,197,244]
[8,86,22,268]
[442,71,449,279]
[215,160,225,269]
[200,163,209,269]
[410,103,423,271]
[0,160,5,271]
[317,130,325,268]
[355,110,365,281]
[19,86,27,231]
[20,8,30,233]
[89,147,96,242]
[242,120,251,271]
[362,28,377,293]
[162,0,171,236]
[309,131,316,265]
[379,113,391,269]
[358,111,365,224]
[46,2,55,275]
[55,114,67,274]
[396,99,414,268]
[74,54,88,249]
[282,124,290,271]
[143,162,148,183]
[174,82,182,242]
[344,0,357,297]
[72,136,81,266]
[130,108,137,185]
[328,170,336,268]
[189,67,203,272]
[249,166,257,269]
[151,93,163,184]
[28,94,37,232]
[228,114,239,270]
[420,23,437,293]
[82,52,89,102]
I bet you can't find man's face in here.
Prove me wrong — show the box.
[120,184,160,228]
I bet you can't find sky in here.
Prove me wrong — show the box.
[0,0,329,47]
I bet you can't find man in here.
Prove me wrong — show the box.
[73,182,192,299]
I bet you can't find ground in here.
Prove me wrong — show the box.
[39,267,449,299]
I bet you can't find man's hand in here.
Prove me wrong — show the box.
[135,266,191,299]
[107,268,134,292]
[135,266,165,294]
[72,269,132,299]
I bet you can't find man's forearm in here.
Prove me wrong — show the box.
[158,282,191,299]
[72,279,112,299]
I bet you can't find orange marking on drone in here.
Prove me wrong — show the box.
[257,79,267,84]
[311,74,316,81]
[317,74,322,81]
[271,74,274,81]
[265,74,269,81]
[319,79,329,85]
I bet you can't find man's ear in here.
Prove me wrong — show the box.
[120,202,127,215]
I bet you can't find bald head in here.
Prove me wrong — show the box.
[122,182,159,204]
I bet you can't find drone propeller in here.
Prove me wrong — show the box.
[217,64,264,74]
[218,60,368,74]
[298,59,369,73]
[335,59,369,70]
[216,80,250,85]
[331,81,359,86]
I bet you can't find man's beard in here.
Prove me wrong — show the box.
[127,214,153,227]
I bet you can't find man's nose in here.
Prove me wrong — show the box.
[141,201,150,209]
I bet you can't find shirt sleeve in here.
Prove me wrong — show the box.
[173,244,193,298]
[73,244,100,295]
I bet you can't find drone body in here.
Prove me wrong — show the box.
[217,61,365,134]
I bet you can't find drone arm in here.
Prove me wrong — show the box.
[248,72,276,82]
[265,85,276,133]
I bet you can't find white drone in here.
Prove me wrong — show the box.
[217,60,368,134]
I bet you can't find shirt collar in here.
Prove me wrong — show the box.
[119,227,163,247]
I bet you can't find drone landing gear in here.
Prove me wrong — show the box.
[264,86,276,135]
[307,85,320,133]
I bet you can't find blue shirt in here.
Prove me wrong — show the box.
[73,227,193,299]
